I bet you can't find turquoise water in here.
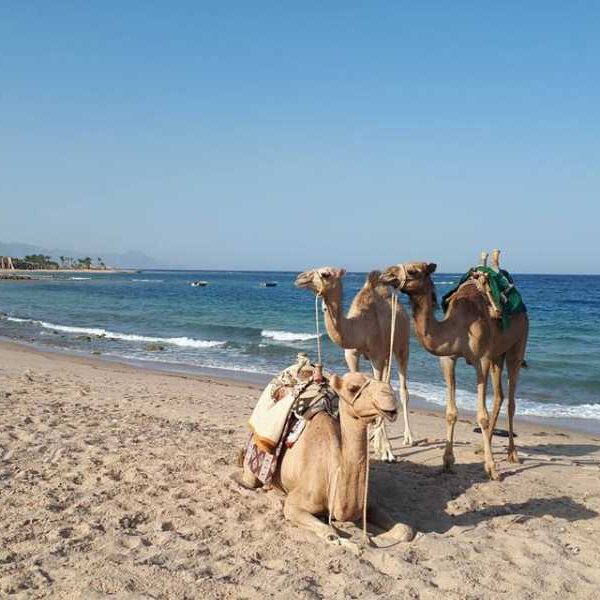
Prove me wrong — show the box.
[0,271,599,424]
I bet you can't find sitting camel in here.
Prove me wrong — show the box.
[380,262,529,480]
[295,267,413,461]
[235,371,414,550]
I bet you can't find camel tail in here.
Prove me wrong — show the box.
[365,270,381,288]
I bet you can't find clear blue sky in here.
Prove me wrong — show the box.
[1,3,598,272]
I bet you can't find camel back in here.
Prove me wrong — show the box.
[442,266,526,331]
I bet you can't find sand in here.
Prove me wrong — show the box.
[0,341,599,599]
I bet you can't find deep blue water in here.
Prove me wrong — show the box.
[0,271,598,422]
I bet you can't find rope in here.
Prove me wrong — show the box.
[386,291,398,383]
[328,466,341,528]
[314,293,322,365]
[362,424,370,543]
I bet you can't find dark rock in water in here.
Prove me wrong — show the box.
[146,343,165,352]
[0,273,33,281]
[91,351,101,355]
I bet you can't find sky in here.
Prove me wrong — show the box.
[0,3,598,273]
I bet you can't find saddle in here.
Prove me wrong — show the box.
[442,267,526,330]
[245,354,339,486]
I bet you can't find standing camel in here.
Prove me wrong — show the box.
[379,262,528,480]
[295,267,413,461]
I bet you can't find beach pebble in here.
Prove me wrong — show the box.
[0,549,17,564]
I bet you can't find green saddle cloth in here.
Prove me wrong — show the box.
[441,267,527,331]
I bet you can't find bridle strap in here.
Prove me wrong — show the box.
[338,379,372,415]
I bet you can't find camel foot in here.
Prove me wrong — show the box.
[402,434,414,447]
[324,532,362,556]
[230,472,260,490]
[507,449,521,464]
[372,523,414,548]
[379,448,396,462]
[484,463,500,481]
[442,453,455,473]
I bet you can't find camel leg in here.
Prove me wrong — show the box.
[367,501,414,546]
[506,345,525,464]
[439,356,458,472]
[344,348,360,372]
[397,351,413,446]
[283,497,360,554]
[369,359,395,462]
[475,359,498,480]
[488,354,506,441]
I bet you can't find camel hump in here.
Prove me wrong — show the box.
[365,270,381,288]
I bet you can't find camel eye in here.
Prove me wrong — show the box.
[407,268,418,276]
[320,272,331,279]
[348,384,360,394]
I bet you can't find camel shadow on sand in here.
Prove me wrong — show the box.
[520,442,600,460]
[367,452,598,535]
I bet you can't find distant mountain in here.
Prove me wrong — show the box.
[0,241,158,269]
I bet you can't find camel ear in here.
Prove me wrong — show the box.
[337,268,346,278]
[426,263,437,274]
[329,374,342,391]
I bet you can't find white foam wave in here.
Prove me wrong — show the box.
[70,277,91,280]
[407,380,600,420]
[261,329,319,342]
[434,281,456,285]
[132,279,163,282]
[5,317,225,349]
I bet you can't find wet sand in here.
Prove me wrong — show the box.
[1,341,599,599]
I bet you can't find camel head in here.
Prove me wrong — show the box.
[379,262,436,294]
[294,266,346,296]
[329,372,398,423]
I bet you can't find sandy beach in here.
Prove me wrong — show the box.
[1,341,599,599]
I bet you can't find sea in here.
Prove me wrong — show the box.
[1,271,599,432]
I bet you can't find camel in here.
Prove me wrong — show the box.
[235,371,414,550]
[294,267,413,460]
[379,261,529,480]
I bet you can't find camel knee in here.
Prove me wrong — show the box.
[446,411,457,426]
[478,416,490,431]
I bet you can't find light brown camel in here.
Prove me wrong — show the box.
[294,267,413,460]
[235,372,414,550]
[379,262,529,480]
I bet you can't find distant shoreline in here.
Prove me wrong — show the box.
[1,268,135,275]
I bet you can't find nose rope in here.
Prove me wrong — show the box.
[314,293,322,365]
[396,264,407,290]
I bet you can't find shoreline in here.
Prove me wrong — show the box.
[2,336,599,437]
[1,268,135,275]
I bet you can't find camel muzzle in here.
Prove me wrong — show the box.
[379,268,403,290]
[378,408,398,423]
[294,272,312,288]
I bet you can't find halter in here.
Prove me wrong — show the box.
[339,378,372,410]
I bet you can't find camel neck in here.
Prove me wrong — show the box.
[333,403,369,520]
[407,280,454,356]
[321,285,360,349]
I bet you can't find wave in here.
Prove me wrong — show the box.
[5,317,225,349]
[407,380,600,420]
[132,279,164,282]
[70,277,91,280]
[261,329,319,342]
